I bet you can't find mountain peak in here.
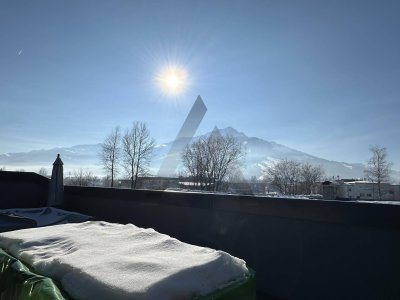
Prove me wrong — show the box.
[3,127,392,180]
[217,127,247,138]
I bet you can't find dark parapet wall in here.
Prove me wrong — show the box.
[0,171,49,209]
[64,186,400,300]
[1,169,399,299]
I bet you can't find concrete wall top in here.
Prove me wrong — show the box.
[0,171,49,185]
[65,186,400,230]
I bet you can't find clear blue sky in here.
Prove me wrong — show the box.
[1,0,399,168]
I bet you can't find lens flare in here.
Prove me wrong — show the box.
[157,66,188,95]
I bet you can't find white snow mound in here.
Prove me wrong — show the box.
[0,221,249,300]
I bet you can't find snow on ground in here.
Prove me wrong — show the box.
[154,143,168,148]
[355,200,400,205]
[342,163,353,170]
[0,221,249,300]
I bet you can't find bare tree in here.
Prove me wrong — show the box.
[364,145,392,200]
[228,168,246,183]
[181,132,243,192]
[122,122,155,189]
[181,140,205,189]
[0,166,6,171]
[100,127,121,187]
[65,169,98,186]
[264,160,324,195]
[264,159,301,195]
[300,163,325,194]
[38,167,49,177]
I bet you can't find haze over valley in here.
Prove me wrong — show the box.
[2,127,398,182]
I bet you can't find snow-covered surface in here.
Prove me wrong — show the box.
[355,200,400,205]
[0,207,91,227]
[342,163,353,170]
[0,221,249,300]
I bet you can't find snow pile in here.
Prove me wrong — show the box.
[0,221,248,300]
[0,207,91,226]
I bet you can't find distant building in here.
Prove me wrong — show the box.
[226,181,266,195]
[322,180,400,201]
[118,177,179,190]
[322,181,337,200]
[177,177,267,195]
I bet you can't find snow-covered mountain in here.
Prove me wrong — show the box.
[0,144,103,175]
[0,127,397,181]
[203,127,367,180]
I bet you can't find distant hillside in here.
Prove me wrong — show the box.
[190,127,367,180]
[0,144,103,175]
[1,127,398,181]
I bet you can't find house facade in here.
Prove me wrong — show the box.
[323,180,400,201]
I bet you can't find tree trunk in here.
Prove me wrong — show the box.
[131,163,134,189]
[111,161,114,187]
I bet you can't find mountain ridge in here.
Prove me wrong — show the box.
[0,127,398,181]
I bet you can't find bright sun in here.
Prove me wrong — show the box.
[157,66,187,95]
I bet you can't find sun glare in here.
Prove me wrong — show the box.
[157,66,188,95]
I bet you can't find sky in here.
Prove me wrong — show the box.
[1,0,399,168]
